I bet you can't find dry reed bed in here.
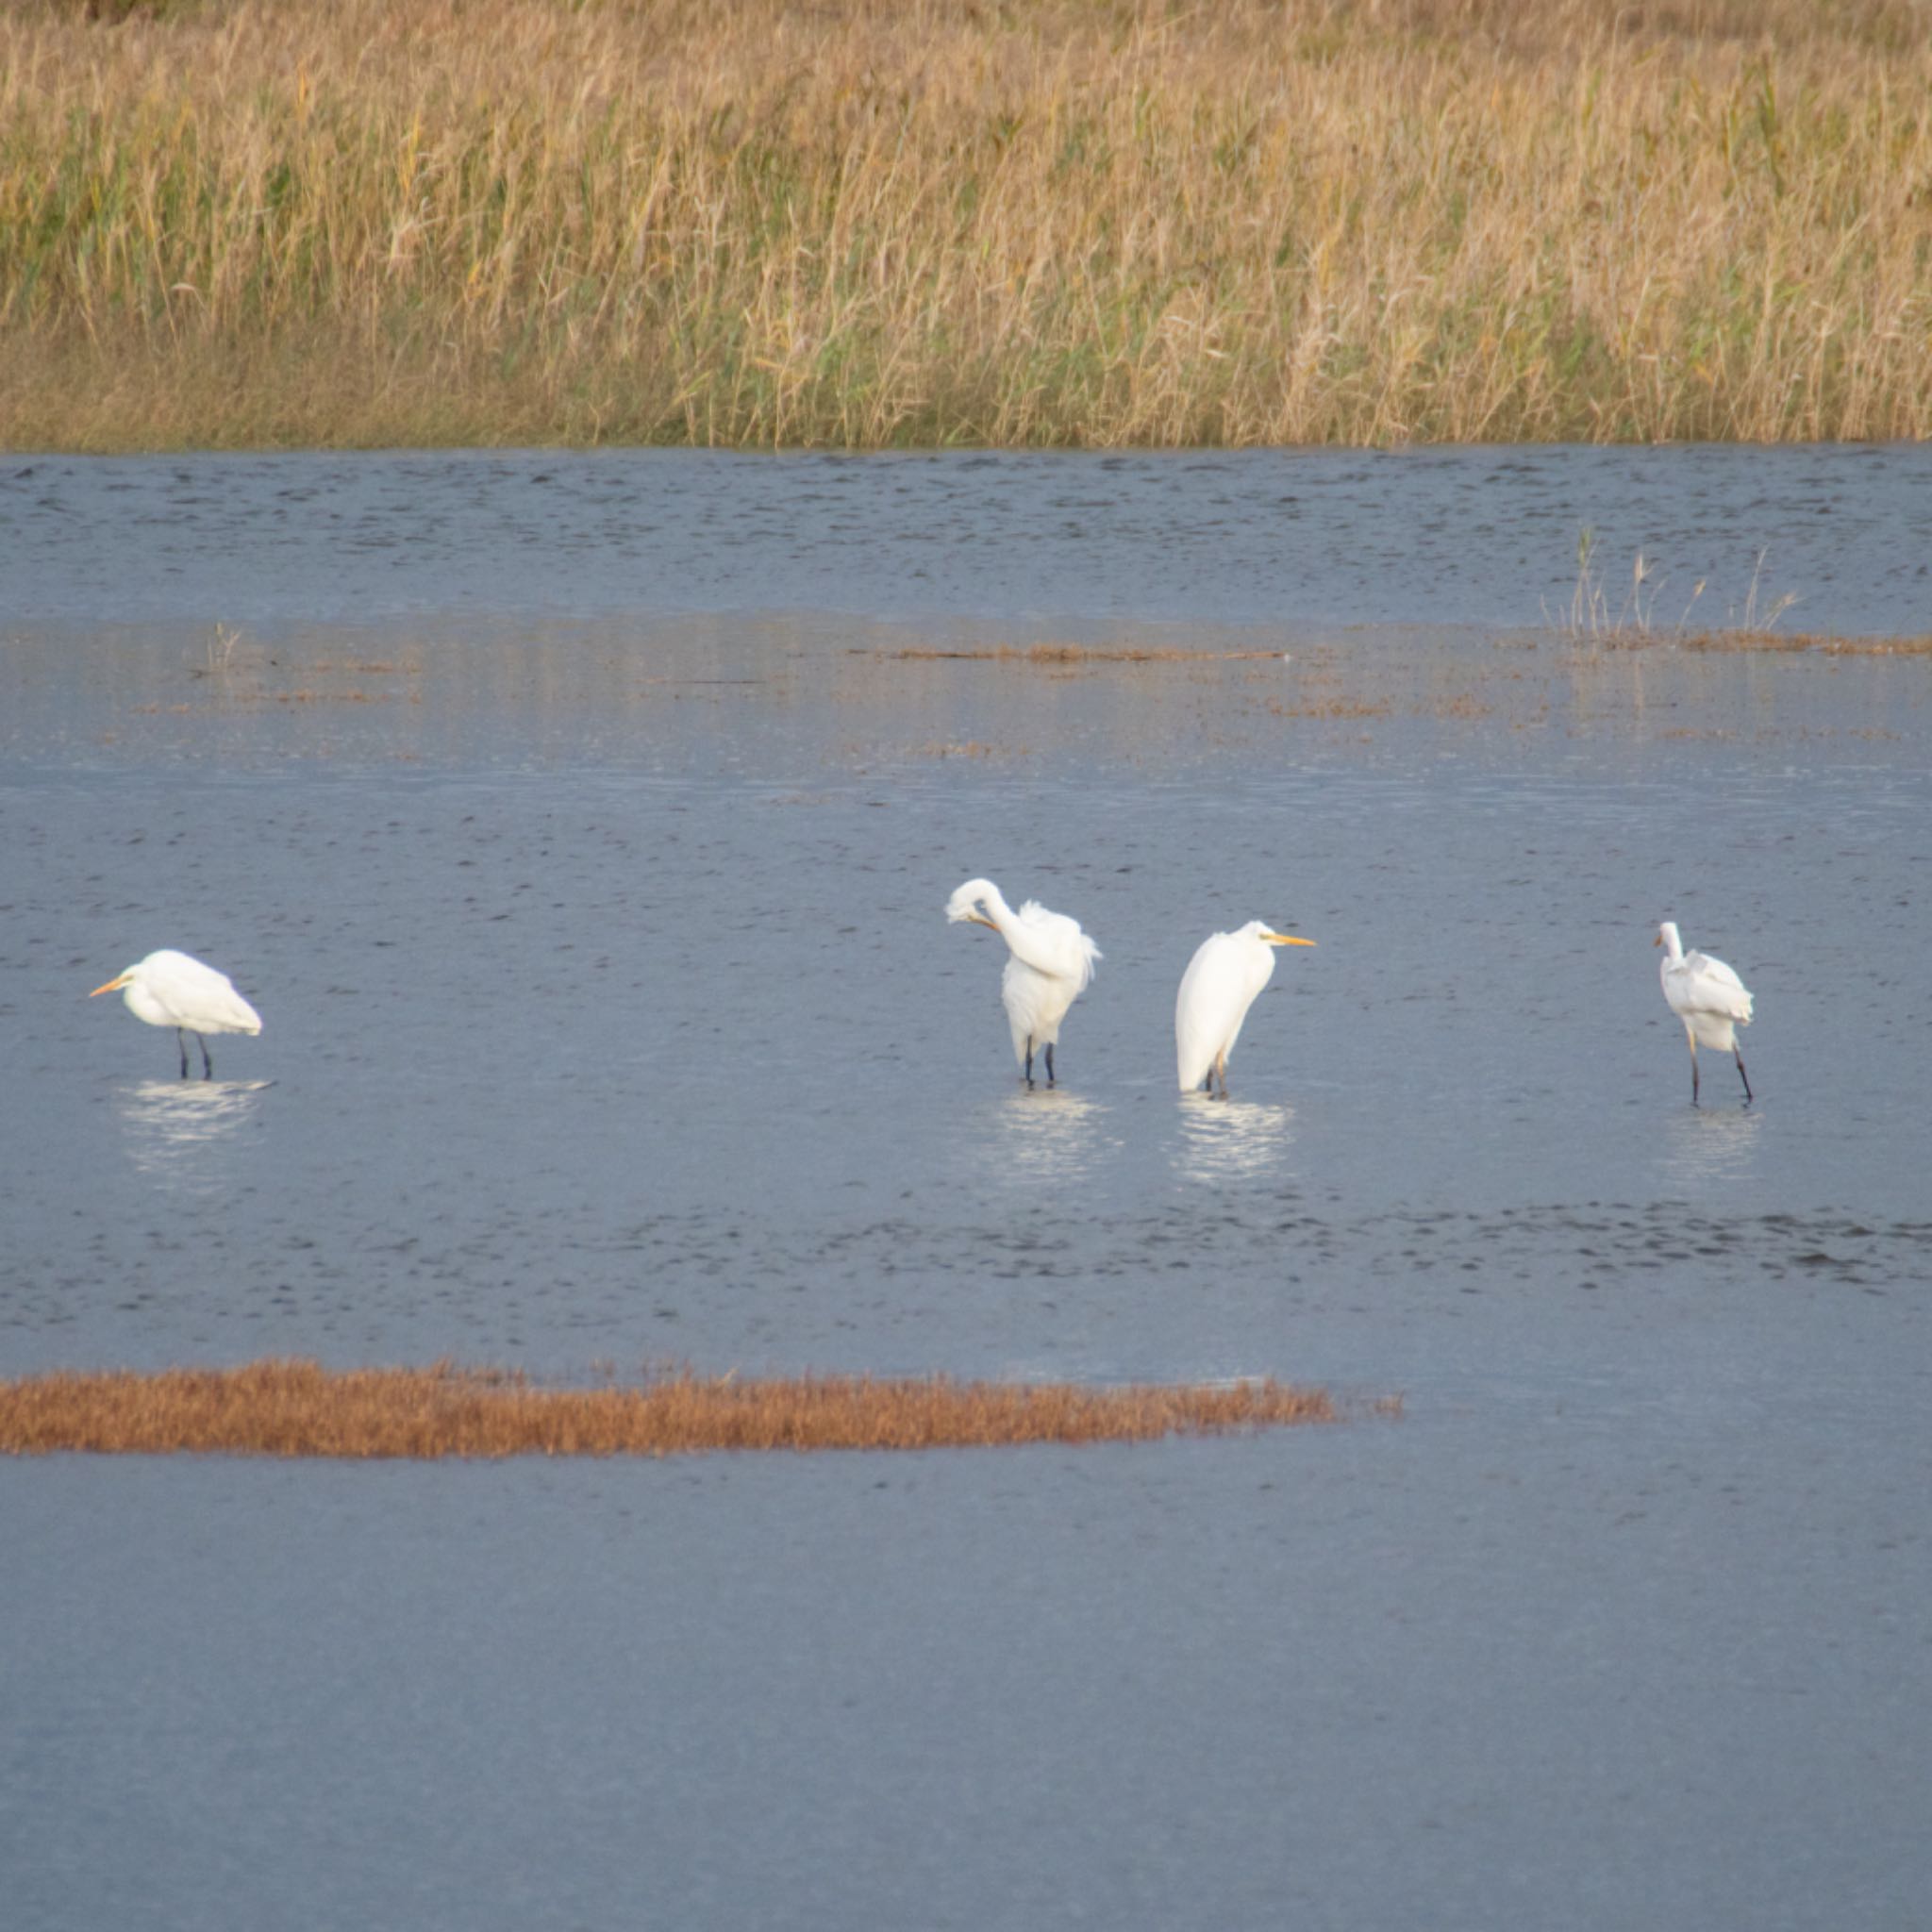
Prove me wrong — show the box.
[0,1358,1372,1457]
[1681,630,1932,654]
[886,644,1285,663]
[4,0,1928,448]
[1595,629,1932,652]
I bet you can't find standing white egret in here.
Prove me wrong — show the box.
[90,949,263,1079]
[1175,922,1316,1095]
[945,878,1100,1085]
[1656,921,1753,1104]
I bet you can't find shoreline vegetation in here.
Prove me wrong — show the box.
[0,1359,1380,1457]
[4,0,1929,451]
[874,633,1932,658]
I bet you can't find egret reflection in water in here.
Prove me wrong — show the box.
[115,1078,270,1192]
[983,1087,1113,1186]
[1174,1093,1295,1186]
[1657,1098,1765,1186]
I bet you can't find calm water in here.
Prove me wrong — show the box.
[2,449,1929,1930]
[5,442,1929,629]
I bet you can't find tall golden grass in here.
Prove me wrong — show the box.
[0,1358,1372,1457]
[2,0,1927,449]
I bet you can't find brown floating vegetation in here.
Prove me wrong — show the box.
[0,1359,1380,1459]
[1265,697,1393,719]
[1679,631,1932,656]
[4,0,1929,450]
[887,645,1284,664]
[1578,628,1932,655]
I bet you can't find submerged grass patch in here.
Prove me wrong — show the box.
[1680,631,1932,655]
[1585,627,1932,654]
[886,645,1284,664]
[0,1358,1378,1458]
[3,0,1928,449]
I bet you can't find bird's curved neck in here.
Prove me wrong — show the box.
[975,886,1018,932]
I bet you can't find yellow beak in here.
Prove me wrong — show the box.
[89,975,128,998]
[1261,932,1316,947]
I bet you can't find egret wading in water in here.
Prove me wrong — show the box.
[1656,921,1753,1104]
[91,950,263,1079]
[1175,922,1316,1095]
[945,879,1100,1086]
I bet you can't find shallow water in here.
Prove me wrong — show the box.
[4,442,1929,631]
[2,449,1929,1930]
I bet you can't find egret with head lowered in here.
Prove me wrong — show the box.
[945,879,1100,1086]
[91,949,263,1079]
[1176,921,1316,1095]
[1656,921,1753,1104]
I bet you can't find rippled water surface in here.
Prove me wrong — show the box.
[3,450,1929,1931]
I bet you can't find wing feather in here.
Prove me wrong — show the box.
[1008,901,1101,992]
[1666,949,1753,1025]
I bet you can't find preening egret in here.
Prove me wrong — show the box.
[945,878,1100,1085]
[1656,921,1753,1104]
[91,949,263,1079]
[1175,922,1316,1095]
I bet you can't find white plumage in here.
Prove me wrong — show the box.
[1175,921,1316,1094]
[1656,920,1754,1103]
[91,949,263,1079]
[945,878,1100,1084]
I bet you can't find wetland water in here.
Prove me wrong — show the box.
[3,448,1930,1929]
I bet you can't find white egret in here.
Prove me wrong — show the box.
[1175,922,1316,1095]
[1656,921,1753,1104]
[945,878,1100,1085]
[90,949,263,1079]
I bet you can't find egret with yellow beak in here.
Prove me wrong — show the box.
[1175,922,1316,1095]
[91,949,263,1079]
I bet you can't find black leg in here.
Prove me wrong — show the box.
[1024,1037,1034,1087]
[1735,1048,1753,1103]
[176,1028,190,1079]
[1044,1043,1056,1086]
[197,1033,213,1079]
[1690,1052,1700,1106]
